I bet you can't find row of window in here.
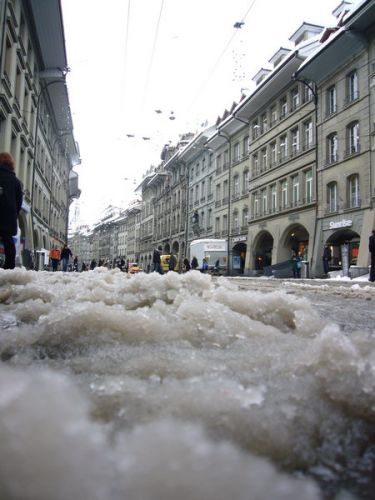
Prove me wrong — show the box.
[251,169,313,217]
[326,175,360,212]
[251,119,314,177]
[325,70,359,118]
[326,121,360,164]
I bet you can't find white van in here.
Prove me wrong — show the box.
[189,239,227,272]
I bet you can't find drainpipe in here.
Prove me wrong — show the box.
[218,130,232,276]
[292,75,319,277]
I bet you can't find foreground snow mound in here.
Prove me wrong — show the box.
[0,268,374,498]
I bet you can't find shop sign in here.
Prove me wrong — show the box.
[329,219,352,229]
[232,235,247,243]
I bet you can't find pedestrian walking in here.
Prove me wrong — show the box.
[90,258,97,270]
[60,244,72,272]
[322,245,332,275]
[369,229,375,282]
[201,257,209,273]
[191,256,199,270]
[49,246,61,272]
[168,253,177,272]
[152,246,164,274]
[0,152,23,269]
[73,256,79,272]
[292,251,302,278]
[183,257,190,272]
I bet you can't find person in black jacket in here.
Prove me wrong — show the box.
[369,229,375,282]
[0,152,23,269]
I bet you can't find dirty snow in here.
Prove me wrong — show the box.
[0,268,374,500]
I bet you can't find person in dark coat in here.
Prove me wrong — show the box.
[60,244,72,272]
[191,256,199,270]
[183,257,190,272]
[152,246,164,274]
[369,229,375,282]
[322,245,332,275]
[0,152,23,269]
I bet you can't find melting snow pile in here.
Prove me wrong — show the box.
[0,268,374,500]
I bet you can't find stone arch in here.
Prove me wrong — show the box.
[232,241,247,274]
[172,241,179,254]
[163,243,170,255]
[252,230,273,270]
[279,223,310,262]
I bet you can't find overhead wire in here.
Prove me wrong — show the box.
[187,0,258,112]
[141,0,165,106]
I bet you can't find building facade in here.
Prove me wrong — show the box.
[0,0,80,267]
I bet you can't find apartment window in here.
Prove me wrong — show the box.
[195,185,199,202]
[243,170,249,193]
[242,208,248,226]
[216,184,221,200]
[303,120,313,149]
[327,182,337,213]
[201,180,206,198]
[347,70,359,102]
[224,149,229,168]
[280,96,288,119]
[216,154,222,170]
[270,142,277,165]
[253,193,259,216]
[223,179,228,199]
[233,142,240,162]
[243,135,249,156]
[262,189,267,214]
[291,128,299,155]
[271,184,277,212]
[233,175,240,196]
[261,113,268,133]
[261,148,267,170]
[252,120,260,139]
[303,81,314,102]
[348,174,360,208]
[291,87,300,111]
[281,179,288,208]
[327,86,337,115]
[279,135,287,161]
[252,153,259,176]
[208,208,212,228]
[233,211,239,229]
[292,175,299,207]
[223,214,228,233]
[215,217,220,233]
[327,133,338,163]
[347,121,359,155]
[270,105,277,126]
[208,176,213,195]
[305,169,313,203]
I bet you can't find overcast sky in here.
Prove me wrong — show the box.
[61,0,357,227]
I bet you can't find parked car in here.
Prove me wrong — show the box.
[128,262,143,274]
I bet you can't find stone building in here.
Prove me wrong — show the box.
[0,0,79,267]
[295,0,375,276]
